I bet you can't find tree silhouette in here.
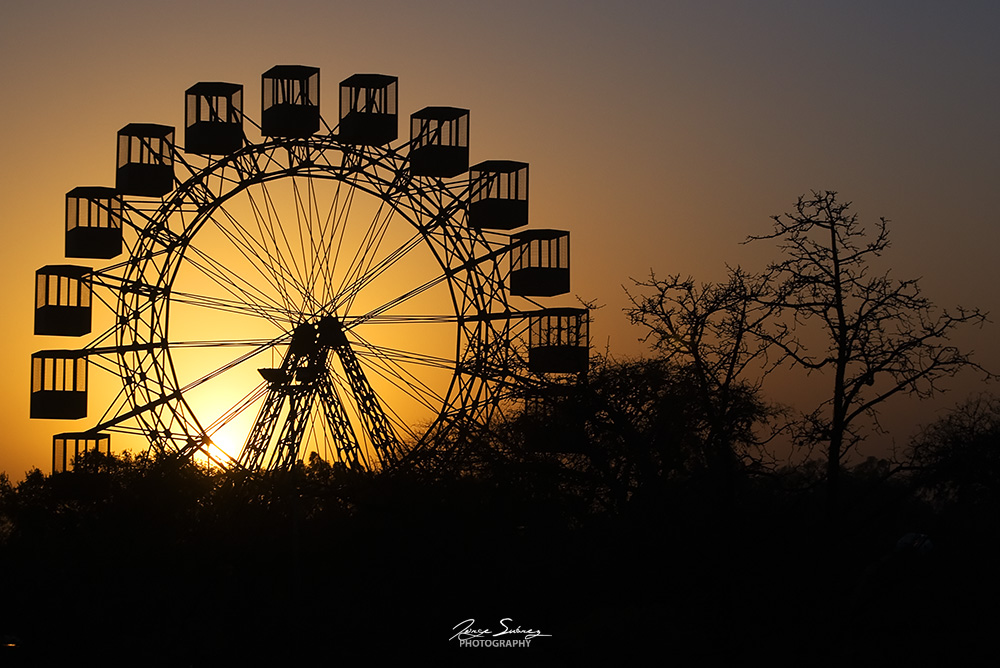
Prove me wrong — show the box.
[749,191,990,512]
[624,267,783,504]
[908,392,1000,515]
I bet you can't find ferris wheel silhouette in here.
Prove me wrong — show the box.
[31,65,589,473]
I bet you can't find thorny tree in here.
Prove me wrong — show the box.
[749,191,990,511]
[625,267,782,502]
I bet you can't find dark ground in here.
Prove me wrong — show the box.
[0,458,996,667]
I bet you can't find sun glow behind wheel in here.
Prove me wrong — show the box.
[166,175,459,467]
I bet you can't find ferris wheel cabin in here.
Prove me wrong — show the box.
[338,74,398,146]
[30,350,87,419]
[262,65,320,138]
[409,106,469,177]
[528,308,589,374]
[34,265,92,337]
[65,187,122,259]
[116,123,175,197]
[52,432,110,473]
[468,160,528,230]
[185,82,244,155]
[510,230,570,297]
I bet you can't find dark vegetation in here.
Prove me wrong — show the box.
[2,192,996,666]
[2,374,996,666]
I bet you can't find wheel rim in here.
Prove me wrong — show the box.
[112,139,510,470]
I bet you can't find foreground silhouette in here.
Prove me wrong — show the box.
[2,392,999,666]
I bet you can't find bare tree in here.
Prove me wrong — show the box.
[749,191,991,510]
[624,266,782,498]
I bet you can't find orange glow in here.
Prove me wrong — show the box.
[4,3,999,475]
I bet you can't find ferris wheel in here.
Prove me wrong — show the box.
[30,66,589,473]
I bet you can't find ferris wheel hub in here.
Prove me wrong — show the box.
[287,315,349,356]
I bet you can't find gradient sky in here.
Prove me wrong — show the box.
[1,0,997,476]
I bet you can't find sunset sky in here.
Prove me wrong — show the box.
[1,0,997,476]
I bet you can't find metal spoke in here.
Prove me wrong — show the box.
[346,330,452,411]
